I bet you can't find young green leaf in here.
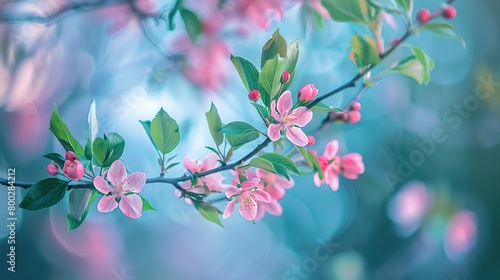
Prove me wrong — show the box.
[193,201,224,227]
[140,120,158,151]
[230,54,260,92]
[102,133,125,167]
[418,22,465,47]
[311,102,343,112]
[179,8,202,44]
[261,29,288,69]
[395,0,413,15]
[67,189,97,231]
[249,157,278,175]
[351,34,381,69]
[49,105,84,158]
[19,178,69,211]
[92,137,109,165]
[219,121,259,135]
[259,55,288,105]
[226,131,260,150]
[259,153,301,175]
[321,0,381,25]
[282,39,300,91]
[151,108,181,155]
[296,146,324,180]
[44,153,66,169]
[205,103,224,147]
[393,46,435,85]
[140,195,157,211]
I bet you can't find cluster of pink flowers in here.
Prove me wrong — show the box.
[46,151,85,181]
[312,140,365,191]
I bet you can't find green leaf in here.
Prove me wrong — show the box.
[321,0,381,25]
[395,0,413,15]
[259,55,288,106]
[205,103,224,147]
[102,133,125,167]
[259,153,301,175]
[282,39,300,91]
[151,108,181,155]
[219,121,258,135]
[193,201,224,227]
[230,54,261,92]
[296,146,324,180]
[226,131,260,150]
[44,153,65,169]
[179,8,202,44]
[393,46,435,85]
[92,137,109,165]
[261,29,288,69]
[67,189,97,231]
[140,196,156,211]
[311,102,343,112]
[49,105,84,158]
[418,22,465,47]
[351,34,380,69]
[140,120,157,151]
[19,178,69,211]
[249,157,277,175]
[255,104,269,118]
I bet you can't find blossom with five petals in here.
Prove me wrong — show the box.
[223,178,271,221]
[93,160,146,219]
[268,91,313,146]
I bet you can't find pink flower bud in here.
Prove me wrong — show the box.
[348,111,361,123]
[442,6,456,19]
[46,163,59,175]
[63,159,85,181]
[281,71,290,83]
[65,151,77,161]
[248,89,260,101]
[350,101,361,111]
[307,136,316,146]
[417,9,431,23]
[298,84,318,102]
[341,153,364,179]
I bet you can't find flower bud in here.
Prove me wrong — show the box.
[248,89,260,101]
[348,111,361,124]
[46,163,59,175]
[307,136,316,146]
[63,159,85,181]
[442,6,456,19]
[340,153,365,179]
[65,151,77,161]
[350,101,361,111]
[281,71,290,83]
[417,9,431,23]
[298,84,318,102]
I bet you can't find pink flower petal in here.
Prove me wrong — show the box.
[107,160,127,187]
[201,153,219,171]
[251,189,272,203]
[226,186,241,198]
[123,172,146,193]
[270,100,281,121]
[268,123,282,141]
[291,107,313,127]
[94,176,113,194]
[183,155,199,172]
[285,126,308,146]
[264,200,283,216]
[97,195,118,213]
[265,185,286,200]
[324,140,339,159]
[277,90,293,116]
[313,173,323,187]
[118,194,143,219]
[238,191,258,221]
[241,178,261,190]
[223,198,237,219]
[254,207,266,222]
[325,171,339,191]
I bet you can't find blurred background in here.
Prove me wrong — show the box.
[0,0,498,279]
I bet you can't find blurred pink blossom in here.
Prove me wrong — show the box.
[444,210,477,262]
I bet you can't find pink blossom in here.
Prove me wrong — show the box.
[254,169,294,221]
[298,84,319,102]
[444,210,477,262]
[177,154,227,202]
[46,163,59,175]
[314,140,365,191]
[307,0,332,19]
[268,91,313,146]
[223,178,272,221]
[63,151,84,181]
[227,0,284,29]
[93,160,146,219]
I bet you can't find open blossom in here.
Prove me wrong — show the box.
[177,154,227,202]
[63,151,84,181]
[313,140,365,191]
[93,160,146,219]
[254,169,294,221]
[268,91,313,146]
[223,178,271,221]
